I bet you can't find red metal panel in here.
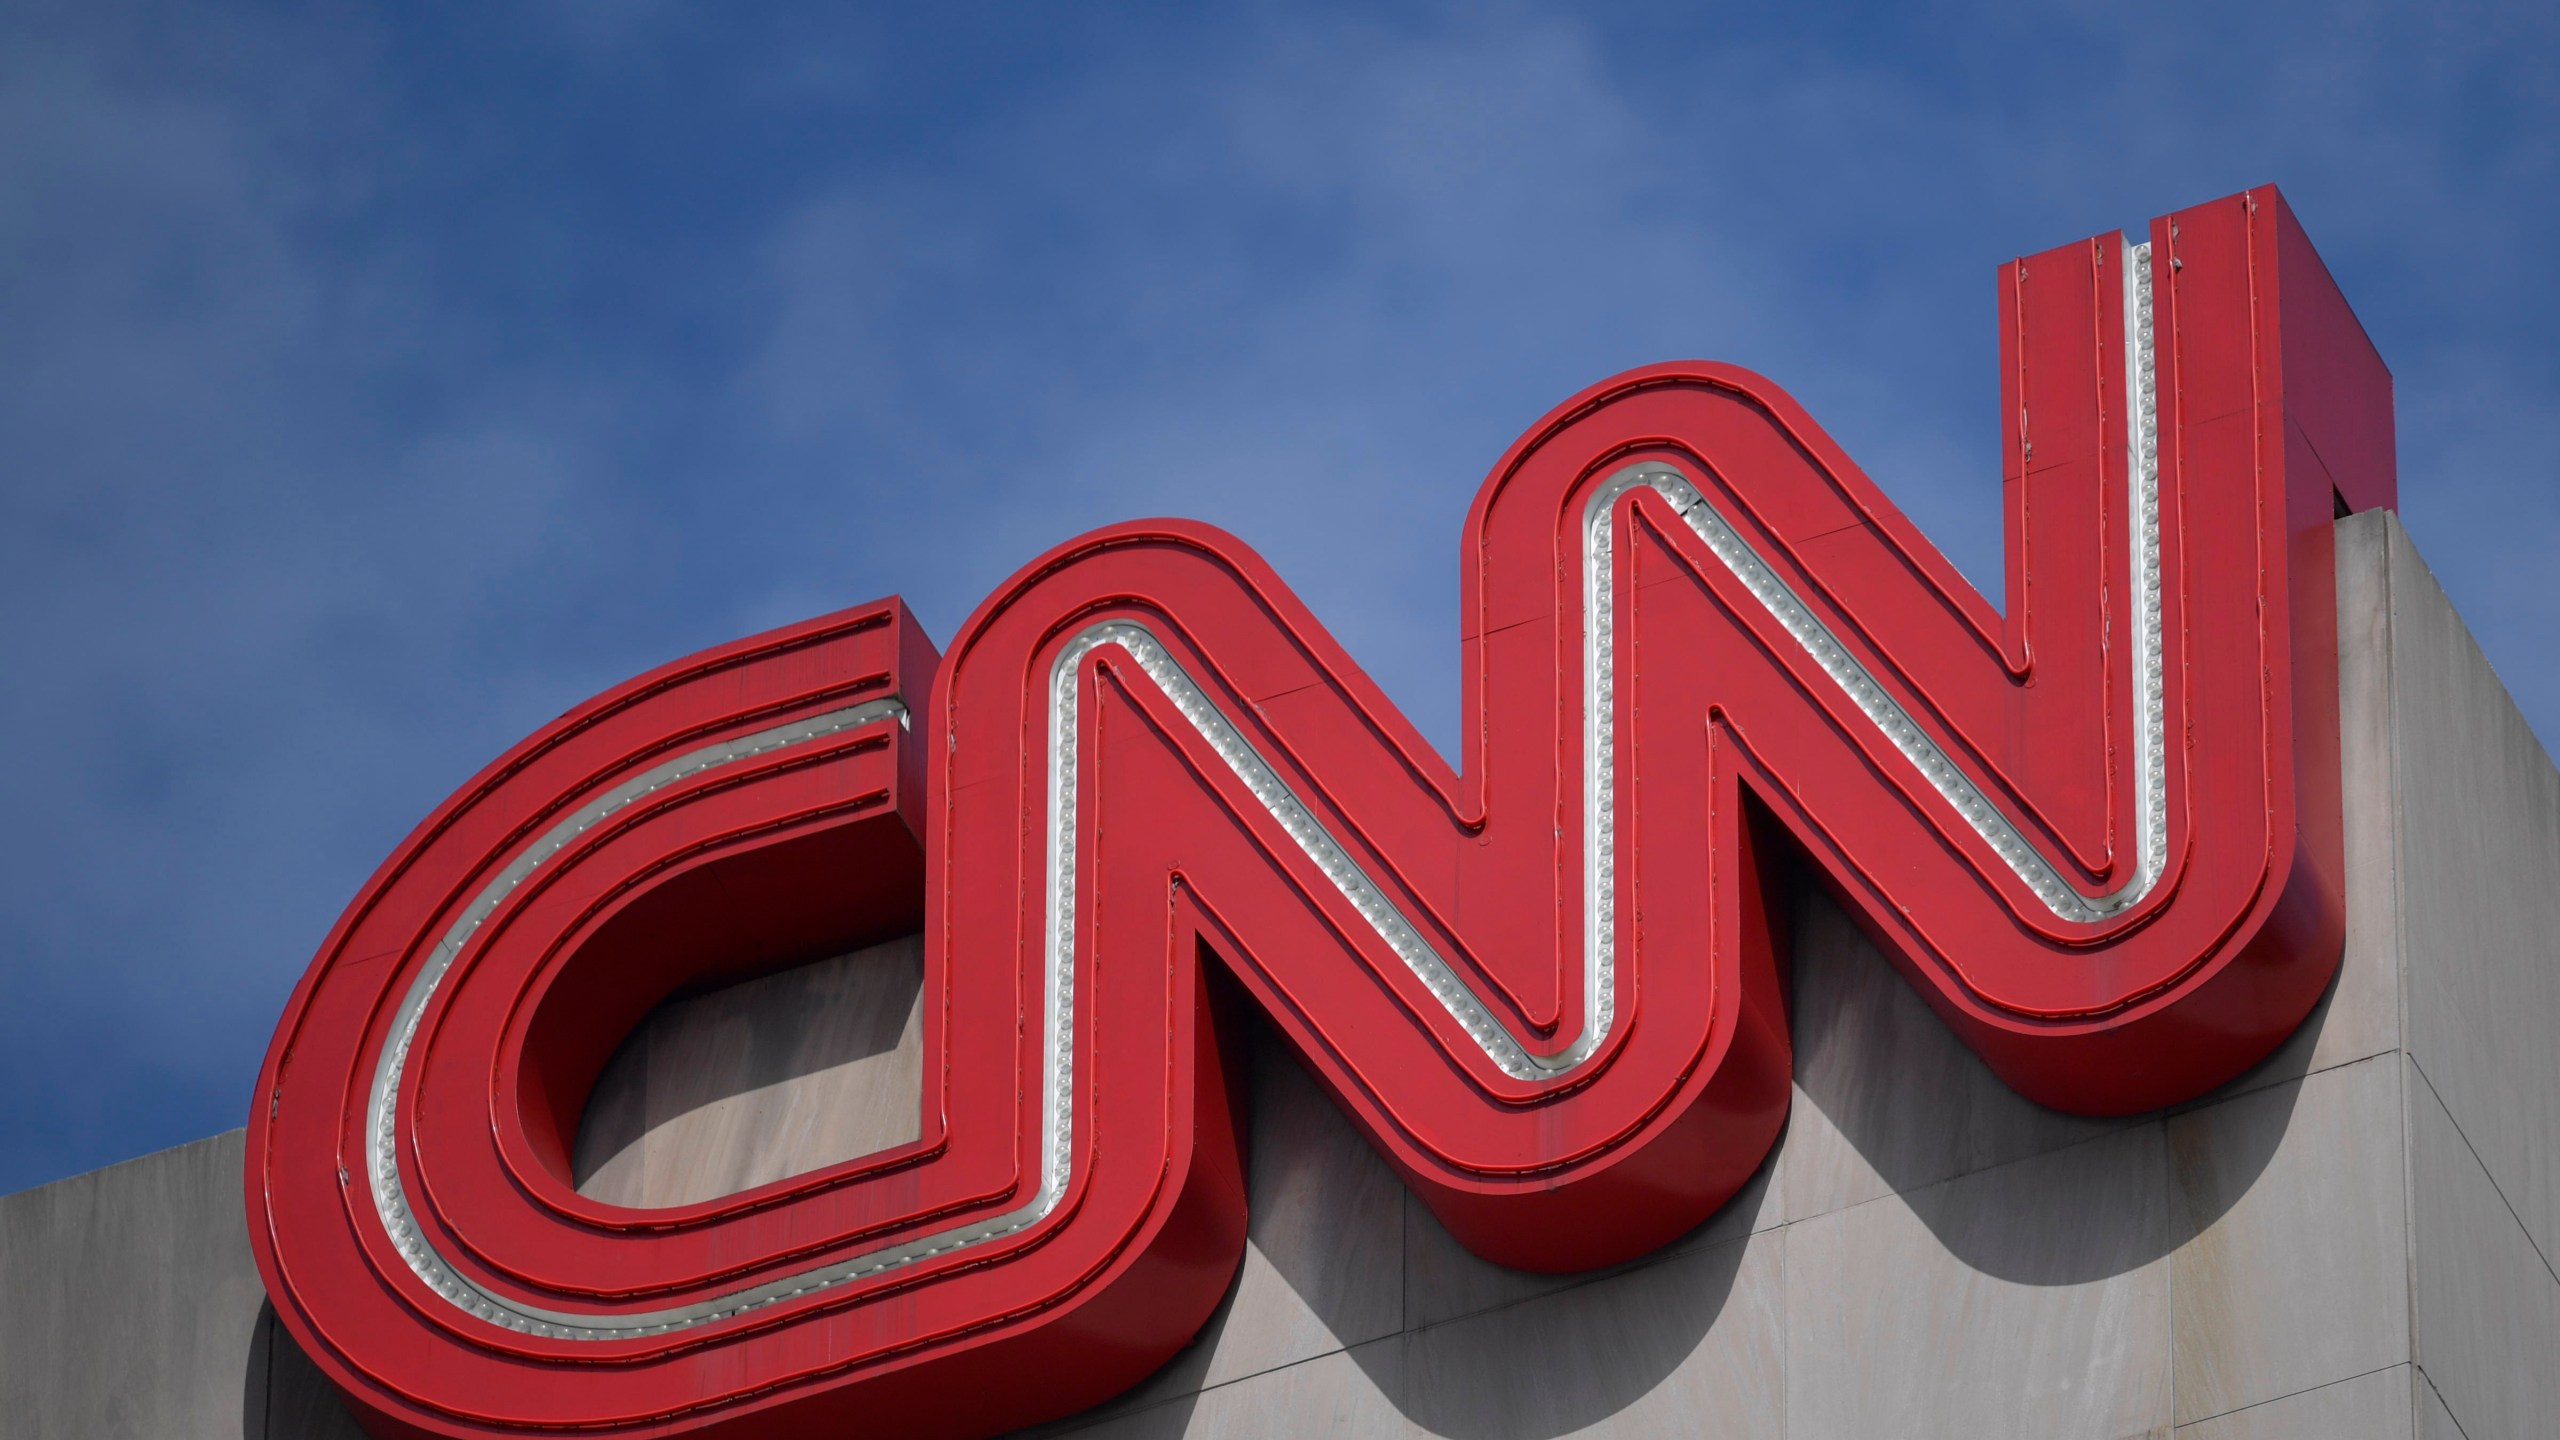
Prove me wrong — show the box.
[246,187,2378,1438]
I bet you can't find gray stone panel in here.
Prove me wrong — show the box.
[1051,1350,1406,1440]
[2167,1056,2409,1425]
[2407,1057,2560,1440]
[1197,1031,1406,1387]
[0,1129,362,1439]
[1379,1232,1784,1440]
[1784,1124,2173,1440]
[1024,1026,1407,1434]
[1783,890,2129,1227]
[2315,515,2409,1079]
[2172,1365,2412,1440]
[0,1131,263,1438]
[2379,515,2560,1279]
[1399,1132,1777,1333]
[574,933,926,1208]
[2171,512,2413,1117]
[1052,1232,1786,1440]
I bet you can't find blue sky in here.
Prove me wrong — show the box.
[3,1,2553,1194]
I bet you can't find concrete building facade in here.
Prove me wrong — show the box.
[5,510,2556,1438]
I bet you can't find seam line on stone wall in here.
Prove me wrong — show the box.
[2175,1361,2405,1430]
[2412,1361,2474,1440]
[1399,1226,1762,1342]
[1790,1050,2394,1238]
[2406,1053,2560,1291]
[1051,1335,1371,1434]
[1066,1224,1774,1431]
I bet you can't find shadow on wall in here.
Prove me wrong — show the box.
[243,879,2323,1439]
[572,935,926,1209]
[243,1300,368,1440]
[1122,874,2327,1440]
[1780,882,2320,1290]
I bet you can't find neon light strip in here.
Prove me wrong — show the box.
[365,241,2165,1336]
